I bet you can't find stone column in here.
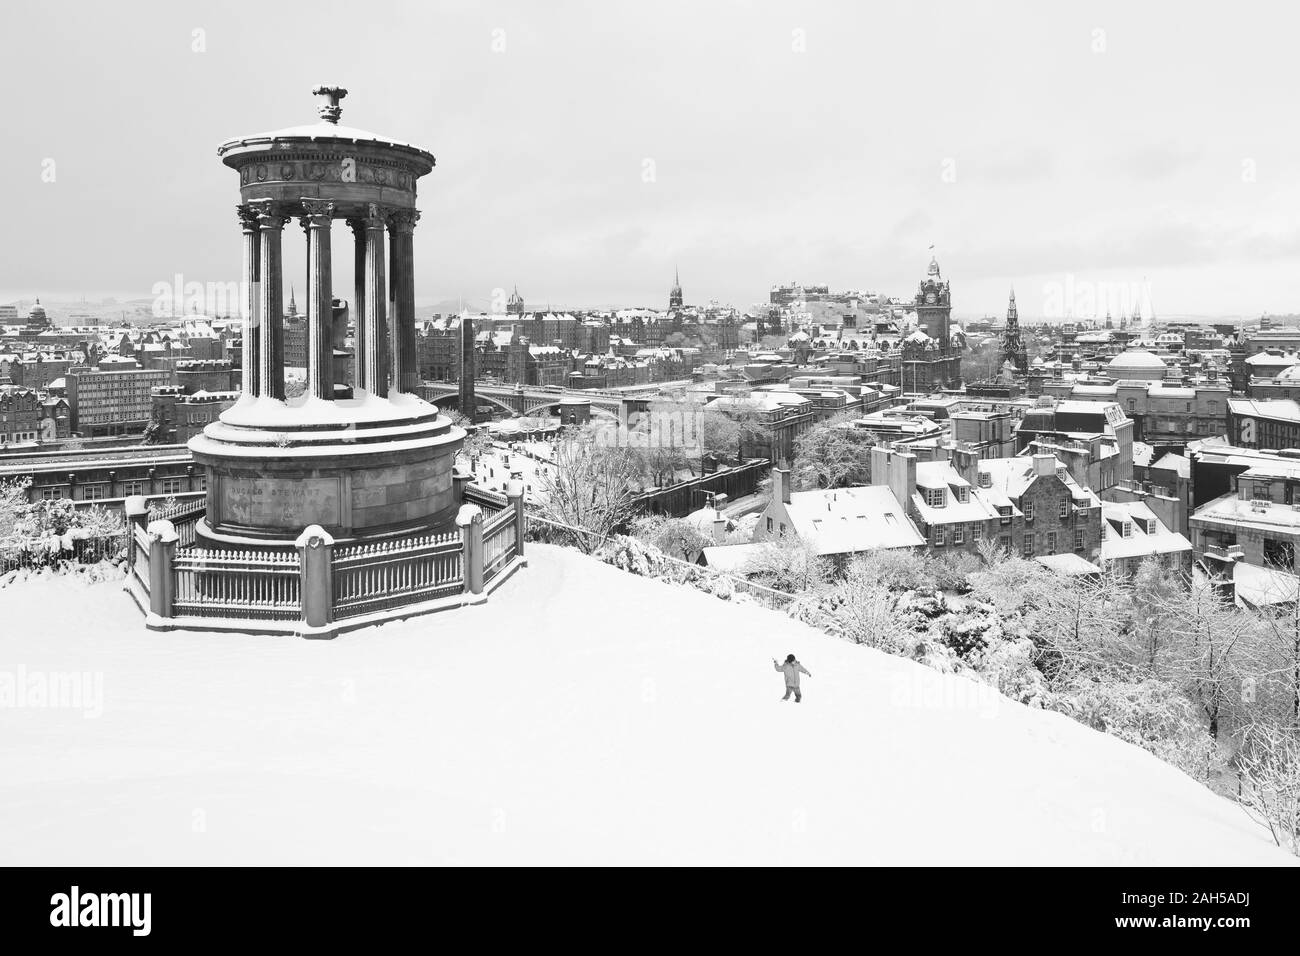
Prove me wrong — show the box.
[361,203,388,398]
[237,204,261,397]
[348,218,367,391]
[300,199,336,400]
[249,200,288,400]
[388,210,420,394]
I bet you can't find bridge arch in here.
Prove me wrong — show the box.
[425,392,519,418]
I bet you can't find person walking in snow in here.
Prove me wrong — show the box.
[774,654,811,702]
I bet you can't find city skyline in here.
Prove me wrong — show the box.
[3,1,1298,318]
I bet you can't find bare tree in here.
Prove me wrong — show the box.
[739,537,829,595]
[791,412,874,489]
[1164,580,1260,740]
[447,410,493,463]
[536,433,640,552]
[1237,722,1300,855]
[1246,567,1300,728]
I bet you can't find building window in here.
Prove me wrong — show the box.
[766,517,773,533]
[934,526,945,547]
[953,524,965,545]
[1022,533,1034,557]
[1059,497,1069,519]
[1045,531,1057,553]
[1122,521,1133,539]
[40,487,64,500]
[1264,538,1295,570]
[79,484,108,501]
[1024,500,1035,522]
[121,480,144,497]
[1073,528,1085,551]
[999,506,1012,526]
[971,523,983,541]
[925,487,945,507]
[160,478,186,495]
[779,522,786,536]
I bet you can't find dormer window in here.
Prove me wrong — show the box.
[1122,521,1133,539]
[978,473,992,489]
[1146,519,1158,535]
[925,487,945,507]
[953,486,969,504]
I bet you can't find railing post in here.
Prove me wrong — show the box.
[146,519,177,619]
[457,504,484,597]
[295,525,336,635]
[124,495,149,566]
[506,477,525,560]
[453,464,471,505]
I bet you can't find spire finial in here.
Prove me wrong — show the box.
[311,85,348,124]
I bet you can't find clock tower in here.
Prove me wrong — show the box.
[915,254,951,343]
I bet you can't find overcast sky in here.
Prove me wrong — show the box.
[2,0,1297,320]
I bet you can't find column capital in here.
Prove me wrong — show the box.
[247,199,290,229]
[299,198,336,225]
[362,201,389,230]
[236,203,260,231]
[388,209,421,234]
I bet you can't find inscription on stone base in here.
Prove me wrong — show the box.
[222,476,342,529]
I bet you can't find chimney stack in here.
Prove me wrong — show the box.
[1032,453,1057,477]
[772,466,791,504]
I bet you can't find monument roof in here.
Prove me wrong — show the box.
[216,87,435,168]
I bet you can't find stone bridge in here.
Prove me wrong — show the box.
[421,382,636,419]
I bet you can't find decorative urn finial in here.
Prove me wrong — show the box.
[311,85,348,124]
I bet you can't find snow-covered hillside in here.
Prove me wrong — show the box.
[0,545,1292,865]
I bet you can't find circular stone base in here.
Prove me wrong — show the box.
[188,391,465,545]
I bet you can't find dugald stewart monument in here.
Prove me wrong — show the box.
[124,88,526,637]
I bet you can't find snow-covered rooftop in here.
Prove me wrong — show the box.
[784,486,924,555]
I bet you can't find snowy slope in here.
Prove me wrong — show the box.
[0,545,1293,866]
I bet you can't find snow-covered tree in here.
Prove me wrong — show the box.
[1236,722,1300,855]
[791,412,874,490]
[536,433,640,552]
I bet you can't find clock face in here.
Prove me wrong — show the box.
[925,292,937,304]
